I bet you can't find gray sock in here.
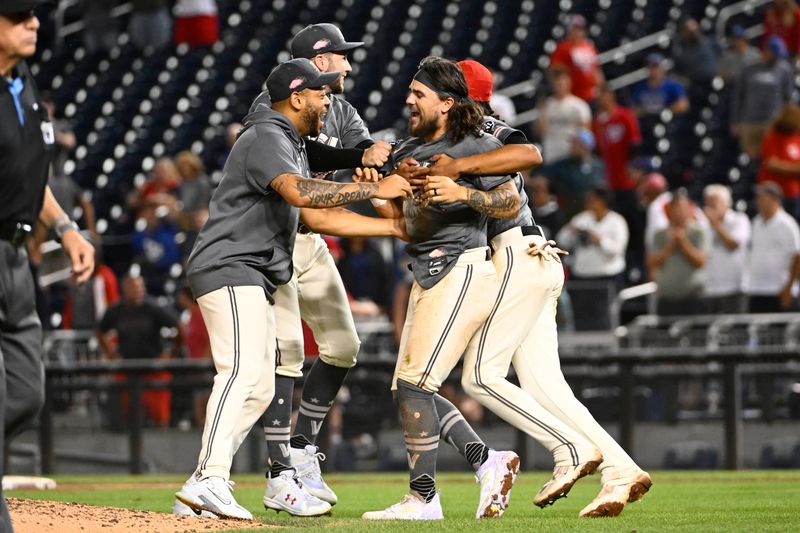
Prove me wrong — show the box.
[397,379,439,503]
[434,393,489,471]
[262,375,295,476]
[293,358,349,447]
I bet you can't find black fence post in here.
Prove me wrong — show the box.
[39,375,55,474]
[128,372,144,474]
[723,361,742,470]
[619,362,635,455]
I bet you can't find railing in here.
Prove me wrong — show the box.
[715,0,773,43]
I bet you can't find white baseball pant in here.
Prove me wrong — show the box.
[461,227,600,467]
[194,285,276,480]
[272,232,360,377]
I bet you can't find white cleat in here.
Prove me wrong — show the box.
[175,475,253,520]
[534,449,603,508]
[290,445,338,505]
[362,492,444,520]
[579,471,653,518]
[172,498,219,519]
[262,470,332,516]
[475,450,521,519]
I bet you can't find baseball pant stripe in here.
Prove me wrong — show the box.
[474,247,579,466]
[199,286,241,472]
[275,343,282,368]
[417,264,473,389]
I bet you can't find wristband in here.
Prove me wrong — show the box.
[55,220,79,243]
[370,198,388,207]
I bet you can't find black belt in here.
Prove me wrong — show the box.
[0,222,33,247]
[297,222,314,235]
[521,225,544,238]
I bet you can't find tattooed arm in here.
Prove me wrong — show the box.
[270,173,412,208]
[422,176,520,219]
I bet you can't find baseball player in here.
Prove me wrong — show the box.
[174,58,412,520]
[242,24,392,513]
[426,59,652,518]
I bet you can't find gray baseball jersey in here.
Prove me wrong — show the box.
[481,116,535,239]
[187,107,309,300]
[389,133,512,288]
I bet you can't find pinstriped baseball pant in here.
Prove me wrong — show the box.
[194,286,276,480]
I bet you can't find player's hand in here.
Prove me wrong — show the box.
[361,141,392,167]
[61,229,95,284]
[395,157,430,185]
[392,218,410,242]
[527,239,569,263]
[423,175,465,203]
[429,153,462,179]
[375,174,414,200]
[353,167,382,183]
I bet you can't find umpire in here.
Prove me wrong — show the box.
[1,1,95,530]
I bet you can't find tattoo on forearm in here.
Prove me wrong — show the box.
[465,187,518,217]
[297,179,379,207]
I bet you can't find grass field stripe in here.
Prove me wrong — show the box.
[474,247,579,466]
[417,264,473,389]
[200,286,242,472]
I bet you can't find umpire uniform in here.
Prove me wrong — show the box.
[0,13,52,533]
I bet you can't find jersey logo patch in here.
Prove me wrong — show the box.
[428,257,446,276]
[41,121,55,145]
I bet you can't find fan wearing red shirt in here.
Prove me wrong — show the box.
[763,0,800,56]
[549,14,604,102]
[594,85,641,228]
[759,103,800,220]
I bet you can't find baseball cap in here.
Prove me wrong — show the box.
[729,24,746,38]
[0,0,46,14]
[266,58,339,103]
[646,52,665,66]
[290,23,364,59]
[766,35,789,59]
[458,59,493,103]
[574,128,595,150]
[755,180,784,200]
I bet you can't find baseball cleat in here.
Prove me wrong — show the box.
[175,475,253,520]
[290,444,338,505]
[263,470,332,516]
[533,449,602,508]
[362,492,443,520]
[172,498,219,519]
[579,471,653,518]
[475,449,520,519]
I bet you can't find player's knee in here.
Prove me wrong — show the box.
[320,335,360,368]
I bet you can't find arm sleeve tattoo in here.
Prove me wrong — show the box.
[464,183,519,218]
[297,178,379,207]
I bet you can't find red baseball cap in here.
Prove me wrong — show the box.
[457,59,493,103]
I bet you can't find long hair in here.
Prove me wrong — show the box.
[416,56,484,142]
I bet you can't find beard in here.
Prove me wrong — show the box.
[409,112,440,140]
[304,105,325,137]
[328,75,345,94]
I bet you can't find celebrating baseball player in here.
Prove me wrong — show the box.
[174,57,412,520]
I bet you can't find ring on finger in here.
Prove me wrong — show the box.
[434,188,438,196]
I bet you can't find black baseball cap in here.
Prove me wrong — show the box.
[290,23,364,59]
[266,58,339,103]
[0,0,45,14]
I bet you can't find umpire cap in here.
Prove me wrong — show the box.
[266,58,339,102]
[0,0,46,14]
[290,23,364,59]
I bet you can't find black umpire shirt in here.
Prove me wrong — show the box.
[0,61,52,227]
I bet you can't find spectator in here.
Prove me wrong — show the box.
[719,25,761,83]
[128,157,181,214]
[630,53,690,118]
[672,18,719,89]
[647,191,709,315]
[637,167,670,250]
[489,72,516,124]
[97,275,183,427]
[82,0,118,54]
[763,0,800,57]
[744,181,800,312]
[593,84,642,228]
[538,128,606,218]
[62,246,120,329]
[758,103,800,220]
[731,36,793,160]
[173,0,219,48]
[537,68,592,164]
[175,150,212,232]
[128,0,172,50]
[178,285,211,427]
[527,175,565,239]
[131,205,181,295]
[702,185,751,314]
[549,14,603,102]
[557,187,629,330]
[337,237,392,315]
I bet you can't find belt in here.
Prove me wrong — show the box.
[521,225,544,237]
[0,222,33,247]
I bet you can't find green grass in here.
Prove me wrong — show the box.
[10,471,800,532]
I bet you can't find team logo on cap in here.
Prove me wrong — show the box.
[289,77,306,89]
[313,38,331,50]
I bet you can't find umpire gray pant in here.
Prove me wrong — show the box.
[0,241,46,532]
